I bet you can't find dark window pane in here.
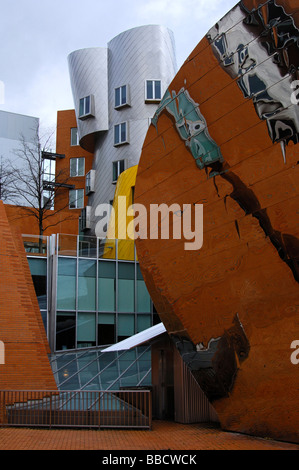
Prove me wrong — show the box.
[56,313,76,350]
[155,80,161,99]
[79,98,84,116]
[115,88,120,107]
[121,85,126,105]
[146,80,153,99]
[85,95,90,114]
[98,323,115,346]
[113,161,118,181]
[121,122,126,142]
[114,126,119,145]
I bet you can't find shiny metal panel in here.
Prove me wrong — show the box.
[68,26,177,234]
[68,47,109,147]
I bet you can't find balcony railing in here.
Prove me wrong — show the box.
[0,389,152,430]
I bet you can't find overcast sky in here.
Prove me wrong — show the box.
[0,0,237,138]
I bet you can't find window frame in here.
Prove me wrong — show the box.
[114,122,129,146]
[78,95,94,120]
[112,159,125,183]
[70,128,79,146]
[69,188,84,210]
[145,79,162,102]
[70,157,85,178]
[85,169,95,195]
[114,84,130,109]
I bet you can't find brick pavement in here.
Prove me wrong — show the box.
[0,421,298,451]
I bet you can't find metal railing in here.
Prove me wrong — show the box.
[0,390,152,430]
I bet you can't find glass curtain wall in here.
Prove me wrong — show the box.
[27,256,48,333]
[55,235,154,352]
[50,345,152,391]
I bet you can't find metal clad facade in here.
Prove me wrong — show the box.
[68,26,177,235]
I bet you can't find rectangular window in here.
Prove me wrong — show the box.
[136,265,151,312]
[57,258,77,310]
[115,85,129,108]
[70,157,85,177]
[85,169,95,194]
[78,259,96,311]
[42,191,53,210]
[56,312,76,351]
[98,313,115,346]
[28,258,47,311]
[79,95,94,119]
[80,206,91,231]
[71,128,79,146]
[114,122,128,146]
[137,314,151,333]
[98,261,116,312]
[118,262,135,313]
[112,160,125,183]
[69,189,84,209]
[145,80,162,101]
[43,157,56,182]
[77,312,96,348]
[118,314,135,341]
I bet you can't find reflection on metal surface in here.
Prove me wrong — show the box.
[172,315,250,402]
[209,0,299,147]
[149,0,299,284]
[135,0,299,444]
[152,89,223,170]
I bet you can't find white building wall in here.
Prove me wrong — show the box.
[0,110,39,205]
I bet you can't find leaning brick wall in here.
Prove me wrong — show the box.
[0,201,57,392]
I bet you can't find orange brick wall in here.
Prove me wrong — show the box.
[4,204,79,236]
[55,109,94,214]
[0,201,57,391]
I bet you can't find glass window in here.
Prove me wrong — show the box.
[69,189,84,209]
[145,80,162,101]
[98,313,115,346]
[114,122,128,146]
[71,128,79,146]
[70,158,85,177]
[78,260,96,311]
[43,157,56,182]
[118,279,134,312]
[137,280,151,313]
[112,160,125,183]
[56,312,76,350]
[119,262,135,279]
[136,265,151,312]
[118,314,135,341]
[118,262,134,313]
[57,258,76,310]
[115,85,128,108]
[137,314,151,333]
[42,190,53,210]
[28,258,47,310]
[85,170,95,194]
[79,95,93,118]
[77,312,96,348]
[98,261,116,312]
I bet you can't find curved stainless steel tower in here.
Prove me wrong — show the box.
[68,25,177,234]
